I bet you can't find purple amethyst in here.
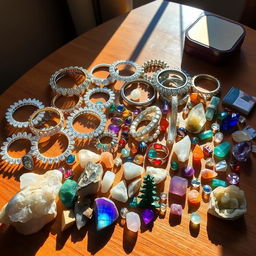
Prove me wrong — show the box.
[232,141,252,162]
[182,166,195,178]
[133,108,141,116]
[161,101,169,115]
[125,117,132,126]
[142,209,154,225]
[227,173,240,185]
[108,124,121,134]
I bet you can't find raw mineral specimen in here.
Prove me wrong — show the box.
[110,180,128,203]
[101,171,115,193]
[186,103,206,133]
[59,179,78,208]
[78,149,100,169]
[173,135,191,162]
[123,162,144,180]
[169,176,188,197]
[146,166,167,184]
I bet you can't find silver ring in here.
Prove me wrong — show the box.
[84,87,115,110]
[89,63,115,86]
[49,66,90,96]
[5,98,45,128]
[29,107,65,138]
[191,74,221,99]
[153,68,191,97]
[51,94,83,114]
[31,128,75,164]
[94,131,118,152]
[121,79,156,106]
[142,59,169,82]
[0,132,37,165]
[109,60,143,81]
[66,107,107,139]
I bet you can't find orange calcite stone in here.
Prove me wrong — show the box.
[201,169,217,180]
[100,152,114,169]
[131,145,138,155]
[193,145,204,161]
[188,190,201,204]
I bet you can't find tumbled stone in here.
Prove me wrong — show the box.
[193,145,204,161]
[232,141,252,162]
[100,152,114,169]
[146,166,167,184]
[128,178,141,198]
[215,160,227,172]
[126,212,141,232]
[110,180,128,203]
[188,190,201,204]
[142,209,154,225]
[173,135,191,162]
[101,171,115,193]
[190,212,201,224]
[169,176,188,196]
[170,203,182,216]
[123,162,144,180]
[232,131,252,143]
[214,142,231,158]
[78,149,100,169]
[201,169,217,180]
[182,166,195,178]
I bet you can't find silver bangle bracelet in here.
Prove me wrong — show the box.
[49,66,90,96]
[0,132,37,165]
[51,94,83,114]
[31,128,75,164]
[94,131,118,152]
[29,107,65,138]
[191,74,221,100]
[120,79,156,106]
[89,63,115,86]
[66,107,106,139]
[5,98,45,128]
[153,68,191,97]
[84,87,115,110]
[109,60,143,82]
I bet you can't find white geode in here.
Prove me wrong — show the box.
[146,166,167,184]
[173,135,191,162]
[0,170,62,235]
[101,171,115,193]
[128,178,141,198]
[123,162,144,180]
[110,180,128,203]
[78,149,100,169]
[208,185,247,220]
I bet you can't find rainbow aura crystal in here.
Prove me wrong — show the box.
[95,197,119,230]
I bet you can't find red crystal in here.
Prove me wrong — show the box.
[153,159,162,165]
[160,118,169,133]
[122,125,130,132]
[131,145,138,154]
[154,143,163,150]
[118,139,126,148]
[230,162,241,172]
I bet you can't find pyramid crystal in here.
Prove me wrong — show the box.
[110,180,128,203]
[173,135,191,162]
[186,103,206,133]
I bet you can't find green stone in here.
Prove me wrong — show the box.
[212,178,227,187]
[121,148,130,157]
[217,112,228,121]
[198,130,213,140]
[148,149,157,158]
[170,161,179,171]
[214,141,231,158]
[206,96,220,121]
[59,179,77,208]
[109,103,116,112]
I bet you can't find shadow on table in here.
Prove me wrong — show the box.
[123,226,138,254]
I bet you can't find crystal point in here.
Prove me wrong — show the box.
[186,103,206,133]
[173,135,191,162]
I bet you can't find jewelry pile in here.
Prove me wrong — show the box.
[0,60,253,236]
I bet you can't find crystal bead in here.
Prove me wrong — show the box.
[160,118,169,133]
[177,127,187,138]
[227,173,240,185]
[191,137,199,145]
[170,161,179,171]
[118,138,127,148]
[120,207,129,218]
[232,141,252,162]
[217,112,228,121]
[191,178,201,189]
[188,190,201,204]
[125,156,134,162]
[212,178,227,187]
[214,142,231,158]
[142,209,154,225]
[214,132,223,144]
[215,160,227,172]
[108,124,121,134]
[116,104,125,112]
[121,148,130,158]
[211,122,220,133]
[133,154,144,165]
[161,100,169,115]
[203,145,213,157]
[198,130,213,140]
[139,141,147,154]
[202,184,212,194]
[66,154,76,165]
[220,113,240,131]
[205,158,215,168]
[182,166,195,178]
[133,108,140,116]
[190,212,201,225]
[160,192,167,202]
[147,149,157,158]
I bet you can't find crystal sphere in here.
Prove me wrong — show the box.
[190,212,201,224]
[130,89,141,101]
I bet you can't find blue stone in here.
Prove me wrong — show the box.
[96,101,103,105]
[125,156,134,162]
[125,117,132,126]
[220,113,240,132]
[139,141,148,154]
[191,137,199,145]
[66,154,76,165]
[95,197,119,230]
[116,104,125,112]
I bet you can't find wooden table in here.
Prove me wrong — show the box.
[1,1,256,255]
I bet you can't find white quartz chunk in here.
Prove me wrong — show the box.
[110,180,128,203]
[173,135,191,162]
[123,162,144,180]
[101,171,115,193]
[146,166,167,184]
[128,178,141,198]
[78,149,100,169]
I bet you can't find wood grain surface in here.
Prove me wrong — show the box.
[1,1,256,255]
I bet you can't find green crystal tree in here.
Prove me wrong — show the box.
[138,175,160,208]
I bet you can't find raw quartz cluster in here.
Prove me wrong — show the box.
[0,170,62,235]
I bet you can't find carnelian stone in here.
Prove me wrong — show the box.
[193,145,204,161]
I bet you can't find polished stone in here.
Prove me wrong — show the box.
[190,212,201,224]
[186,103,206,133]
[214,142,231,158]
[169,176,188,196]
[142,209,155,225]
[232,141,252,162]
[170,203,182,216]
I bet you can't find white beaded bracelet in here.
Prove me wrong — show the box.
[49,66,90,96]
[0,132,37,165]
[5,98,45,128]
[66,107,107,139]
[31,129,75,164]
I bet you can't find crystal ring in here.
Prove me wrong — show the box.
[89,63,116,86]
[109,60,143,82]
[0,132,37,165]
[153,68,191,97]
[31,128,75,164]
[29,107,65,137]
[49,66,90,96]
[5,98,45,128]
[191,74,221,100]
[84,87,115,110]
[146,142,169,166]
[66,107,107,139]
[130,106,162,141]
[142,59,169,82]
[120,79,156,106]
[94,131,118,152]
[51,94,83,114]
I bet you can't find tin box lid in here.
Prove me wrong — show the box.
[186,14,245,52]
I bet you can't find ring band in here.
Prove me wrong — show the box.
[89,63,115,86]
[5,98,45,128]
[191,74,221,99]
[29,107,64,137]
[146,142,169,166]
[49,66,90,96]
[94,131,118,152]
[121,79,156,106]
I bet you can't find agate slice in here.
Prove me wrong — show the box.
[95,197,119,230]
